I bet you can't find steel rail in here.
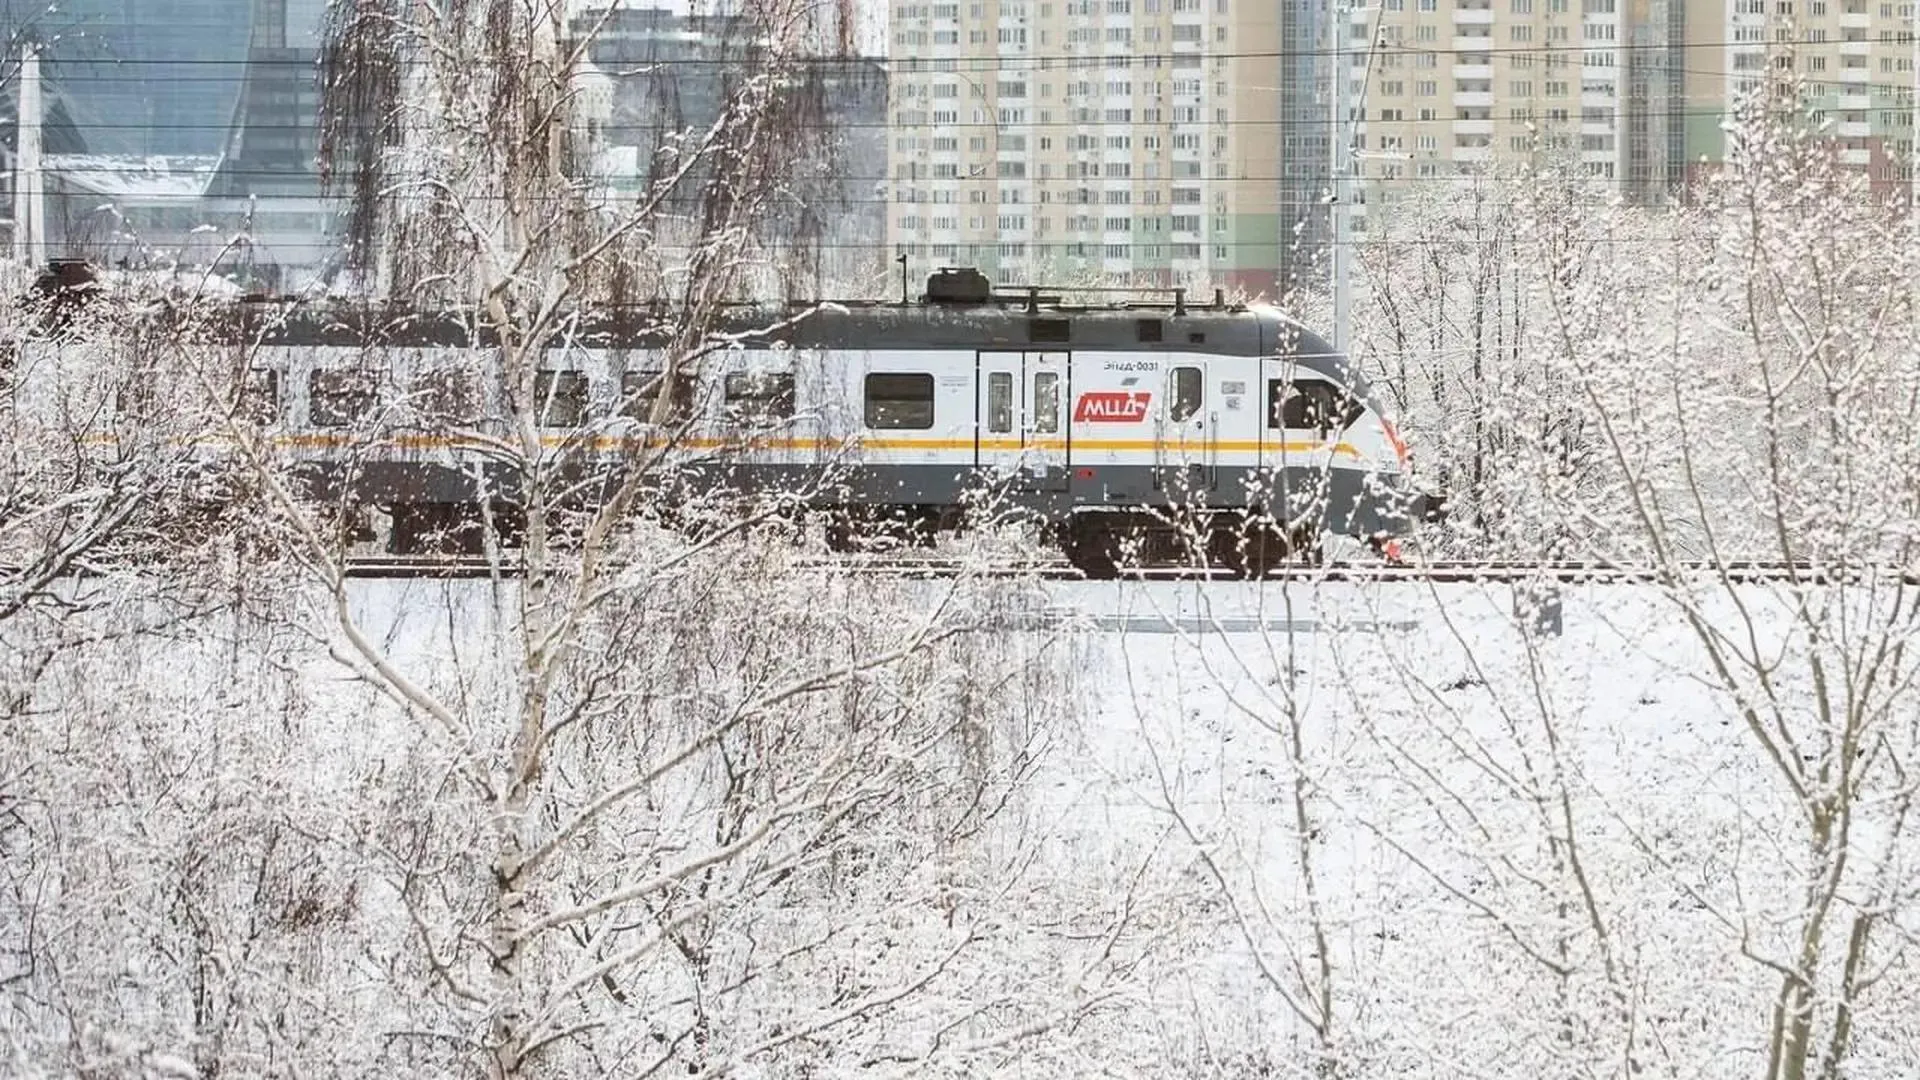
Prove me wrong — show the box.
[10,554,1917,585]
[325,555,1920,586]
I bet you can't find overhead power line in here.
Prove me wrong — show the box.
[3,35,1915,69]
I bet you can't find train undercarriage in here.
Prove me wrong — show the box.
[346,496,1328,580]
[274,457,1419,578]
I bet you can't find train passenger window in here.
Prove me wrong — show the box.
[115,370,159,425]
[621,371,661,421]
[242,369,279,424]
[534,370,589,427]
[724,371,796,422]
[621,368,696,424]
[864,372,936,430]
[1033,371,1060,434]
[1169,366,1203,421]
[414,367,480,426]
[987,371,1013,434]
[309,369,378,428]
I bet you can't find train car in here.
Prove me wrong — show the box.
[15,265,1442,576]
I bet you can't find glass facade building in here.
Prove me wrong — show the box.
[0,0,339,284]
[0,0,262,160]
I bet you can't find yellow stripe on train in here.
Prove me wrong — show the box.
[77,432,1368,460]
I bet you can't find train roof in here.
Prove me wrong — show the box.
[222,301,1322,355]
[22,261,1369,392]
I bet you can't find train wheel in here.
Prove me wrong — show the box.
[1236,524,1289,579]
[1220,517,1317,579]
[1058,516,1125,579]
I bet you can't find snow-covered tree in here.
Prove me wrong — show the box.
[0,2,1159,1076]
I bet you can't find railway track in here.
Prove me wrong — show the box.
[334,554,1920,586]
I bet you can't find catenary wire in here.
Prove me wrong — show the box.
[6,36,1919,68]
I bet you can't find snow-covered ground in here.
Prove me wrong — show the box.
[328,574,1918,1074]
[1045,576,1919,1075]
[10,570,1918,1077]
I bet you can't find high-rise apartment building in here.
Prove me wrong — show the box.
[886,0,1287,298]
[1342,0,1915,217]
[1343,0,1644,221]
[1696,0,1915,194]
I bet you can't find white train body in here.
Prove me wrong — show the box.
[12,271,1438,571]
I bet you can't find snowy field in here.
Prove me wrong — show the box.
[8,568,1918,1077]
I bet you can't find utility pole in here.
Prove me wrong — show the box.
[12,42,43,267]
[1330,0,1352,354]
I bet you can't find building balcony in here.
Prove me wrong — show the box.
[1453,63,1494,80]
[1451,35,1495,53]
[1452,8,1495,23]
[1453,91,1495,107]
[1452,119,1495,135]
[1837,92,1873,110]
[1839,39,1872,55]
[1838,147,1872,165]
[1839,11,1872,27]
[1841,66,1872,83]
[1836,120,1872,138]
[1452,145,1494,161]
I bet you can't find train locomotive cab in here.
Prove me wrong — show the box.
[1043,304,1439,578]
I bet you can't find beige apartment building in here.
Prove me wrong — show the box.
[884,0,1291,298]
[885,0,1917,297]
[1346,0,1915,218]
[1346,0,1678,220]
[1695,0,1916,192]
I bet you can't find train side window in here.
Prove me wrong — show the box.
[621,371,660,420]
[243,369,279,424]
[724,371,796,421]
[1266,379,1290,429]
[309,369,378,428]
[414,367,480,425]
[1032,371,1060,434]
[534,370,590,427]
[622,368,695,423]
[986,371,1013,433]
[115,370,159,425]
[1169,365,1203,421]
[865,372,936,430]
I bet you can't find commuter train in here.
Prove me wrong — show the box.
[14,264,1442,577]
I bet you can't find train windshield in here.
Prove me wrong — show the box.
[1267,379,1365,435]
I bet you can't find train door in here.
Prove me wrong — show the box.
[975,350,1070,492]
[1155,360,1213,495]
[1025,351,1069,491]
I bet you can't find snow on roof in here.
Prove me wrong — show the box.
[43,154,226,201]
